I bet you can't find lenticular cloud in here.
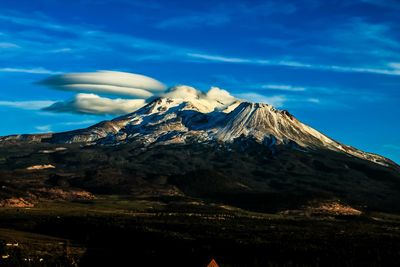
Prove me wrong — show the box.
[40,70,167,115]
[39,70,166,98]
[44,93,146,115]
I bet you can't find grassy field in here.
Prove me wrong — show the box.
[0,196,400,266]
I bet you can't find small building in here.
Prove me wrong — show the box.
[207,258,219,267]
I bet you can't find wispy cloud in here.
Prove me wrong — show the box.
[0,11,183,60]
[187,52,400,76]
[261,84,306,92]
[187,53,257,64]
[0,67,61,75]
[334,19,400,51]
[210,74,388,109]
[1,10,399,79]
[0,14,71,32]
[307,98,320,104]
[48,48,73,53]
[35,125,52,132]
[311,18,400,63]
[0,100,55,110]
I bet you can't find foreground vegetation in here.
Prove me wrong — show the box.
[1,142,400,266]
[0,196,400,266]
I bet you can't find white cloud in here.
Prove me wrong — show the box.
[206,87,237,104]
[235,93,287,107]
[312,19,400,63]
[307,98,320,103]
[162,85,200,99]
[326,64,400,76]
[0,100,55,110]
[43,93,146,115]
[0,14,68,32]
[187,53,255,63]
[261,84,306,92]
[0,67,61,75]
[35,125,52,132]
[48,48,73,53]
[187,52,400,76]
[40,85,238,116]
[162,86,237,112]
[57,84,154,98]
[162,85,236,105]
[30,70,167,115]
[388,62,400,69]
[40,70,166,98]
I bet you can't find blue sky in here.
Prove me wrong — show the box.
[0,0,399,162]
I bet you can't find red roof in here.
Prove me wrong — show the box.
[207,259,219,267]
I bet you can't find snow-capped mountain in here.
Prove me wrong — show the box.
[0,86,393,167]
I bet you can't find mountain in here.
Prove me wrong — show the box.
[1,86,392,166]
[1,86,399,213]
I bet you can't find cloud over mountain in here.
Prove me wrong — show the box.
[43,93,146,115]
[160,85,238,112]
[39,71,166,98]
[163,86,236,104]
[39,71,166,115]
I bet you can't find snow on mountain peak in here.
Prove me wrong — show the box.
[159,85,239,113]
